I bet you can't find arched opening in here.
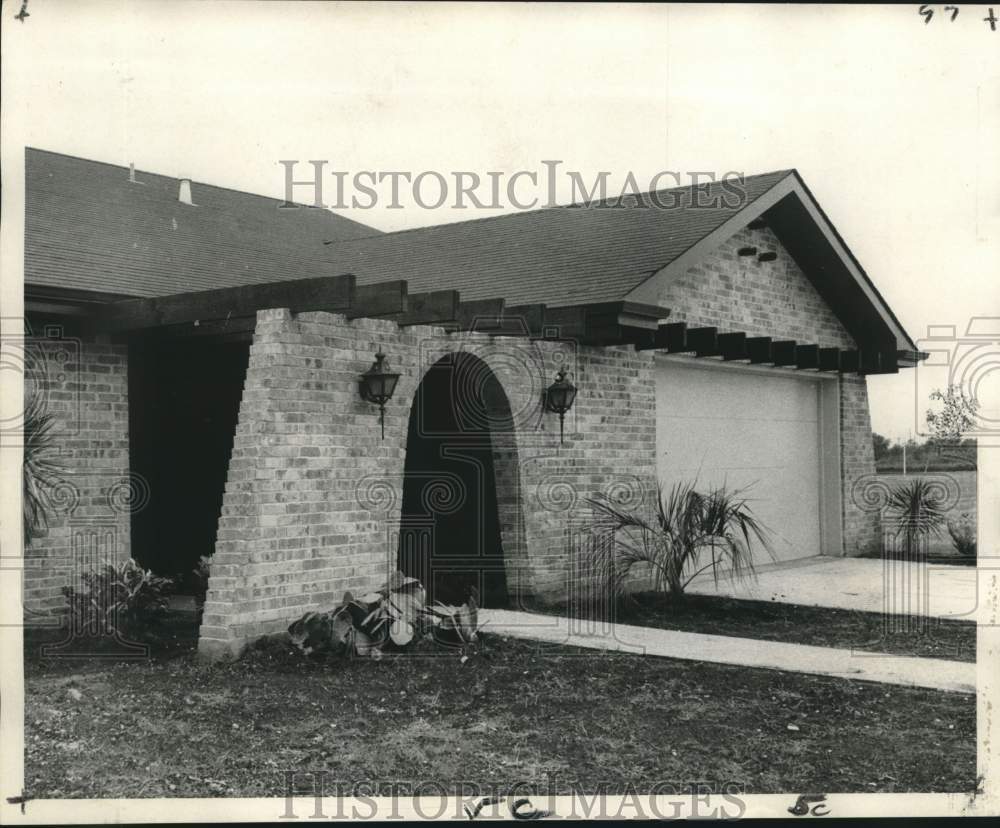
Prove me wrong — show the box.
[398,352,515,607]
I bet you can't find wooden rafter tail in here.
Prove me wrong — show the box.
[858,348,882,375]
[344,280,408,319]
[772,340,798,367]
[818,347,841,372]
[687,326,719,357]
[746,336,773,364]
[502,303,547,337]
[89,273,357,334]
[795,343,820,370]
[452,298,506,332]
[663,322,689,352]
[839,349,860,374]
[718,332,748,361]
[393,290,461,327]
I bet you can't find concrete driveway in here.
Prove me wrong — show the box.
[686,556,981,621]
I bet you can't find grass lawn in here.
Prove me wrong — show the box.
[23,616,976,798]
[527,593,976,663]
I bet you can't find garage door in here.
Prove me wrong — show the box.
[655,358,825,564]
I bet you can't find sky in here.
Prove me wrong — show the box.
[2,1,998,442]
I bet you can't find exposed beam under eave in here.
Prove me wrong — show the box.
[637,322,924,375]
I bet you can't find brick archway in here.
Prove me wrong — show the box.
[397,351,524,608]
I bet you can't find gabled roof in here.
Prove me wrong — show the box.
[24,148,381,298]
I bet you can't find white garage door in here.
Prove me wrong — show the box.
[655,358,826,564]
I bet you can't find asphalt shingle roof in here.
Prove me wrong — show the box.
[316,171,794,307]
[25,148,794,308]
[24,148,382,298]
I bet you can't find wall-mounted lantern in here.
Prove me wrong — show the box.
[359,349,400,440]
[543,368,577,445]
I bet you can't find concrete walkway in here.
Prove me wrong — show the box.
[685,556,980,621]
[479,608,976,694]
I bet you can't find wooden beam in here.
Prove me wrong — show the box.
[859,348,880,374]
[128,316,258,344]
[393,290,461,326]
[539,301,664,344]
[663,322,689,352]
[718,332,748,361]
[746,336,773,364]
[25,300,90,318]
[687,327,719,357]
[502,304,547,337]
[344,280,408,318]
[819,347,841,372]
[772,340,797,367]
[91,274,357,334]
[858,348,900,375]
[634,322,674,351]
[839,350,860,373]
[452,298,506,332]
[541,306,588,339]
[795,343,820,370]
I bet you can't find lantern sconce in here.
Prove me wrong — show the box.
[543,368,577,445]
[359,349,400,440]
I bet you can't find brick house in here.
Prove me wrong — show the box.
[22,148,923,658]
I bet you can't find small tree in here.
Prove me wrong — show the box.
[926,385,979,447]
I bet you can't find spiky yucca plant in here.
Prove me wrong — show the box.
[23,389,64,545]
[585,480,774,599]
[886,478,946,557]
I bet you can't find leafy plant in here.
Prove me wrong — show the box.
[22,389,65,545]
[61,557,176,639]
[885,478,947,557]
[287,571,480,660]
[946,513,976,558]
[585,480,774,599]
[421,588,480,658]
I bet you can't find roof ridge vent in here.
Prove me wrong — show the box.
[128,162,145,185]
[179,178,196,206]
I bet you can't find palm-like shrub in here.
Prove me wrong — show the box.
[885,478,946,557]
[23,389,64,545]
[585,480,774,599]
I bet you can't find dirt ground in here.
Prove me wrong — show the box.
[23,621,977,799]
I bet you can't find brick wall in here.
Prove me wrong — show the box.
[22,331,132,619]
[840,374,881,554]
[657,227,855,350]
[198,309,657,658]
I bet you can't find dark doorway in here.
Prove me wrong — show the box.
[398,353,512,607]
[129,337,250,590]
